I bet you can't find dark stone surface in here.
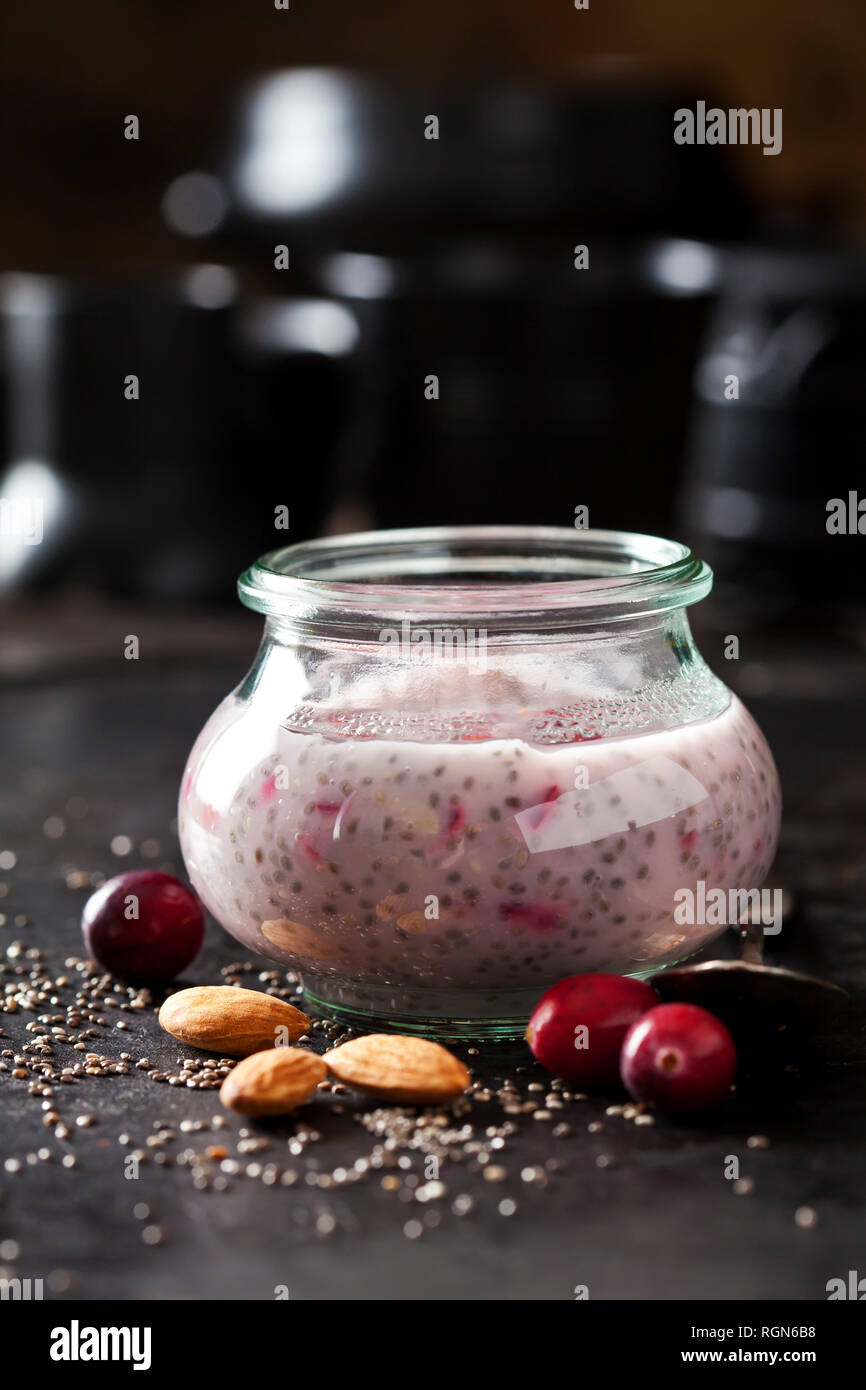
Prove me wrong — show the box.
[0,607,864,1301]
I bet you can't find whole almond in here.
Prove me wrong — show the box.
[158,985,310,1057]
[325,1034,470,1103]
[219,1047,327,1116]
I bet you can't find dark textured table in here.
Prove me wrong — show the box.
[1,597,864,1302]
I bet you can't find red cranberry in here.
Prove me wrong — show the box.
[526,973,658,1085]
[620,1003,737,1111]
[82,870,205,984]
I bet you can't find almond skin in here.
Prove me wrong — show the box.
[324,1034,470,1103]
[220,1047,327,1116]
[158,985,310,1057]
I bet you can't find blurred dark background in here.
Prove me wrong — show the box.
[1,0,865,621]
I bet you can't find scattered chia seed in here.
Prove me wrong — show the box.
[0,763,810,1277]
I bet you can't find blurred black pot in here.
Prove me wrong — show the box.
[308,237,721,537]
[162,69,751,537]
[680,246,866,618]
[0,270,352,599]
[201,68,753,253]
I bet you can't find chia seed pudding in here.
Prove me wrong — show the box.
[178,526,782,1035]
[179,682,780,1034]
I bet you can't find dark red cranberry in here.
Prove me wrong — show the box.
[82,870,205,984]
[526,973,658,1085]
[620,1003,737,1111]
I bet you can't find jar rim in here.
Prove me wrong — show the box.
[238,525,712,633]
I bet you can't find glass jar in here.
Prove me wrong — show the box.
[178,526,781,1037]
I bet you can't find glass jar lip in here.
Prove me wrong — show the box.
[238,525,712,633]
